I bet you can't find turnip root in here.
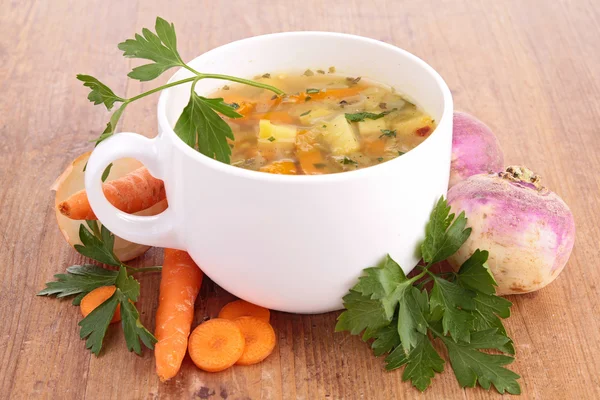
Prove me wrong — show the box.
[447,166,575,295]
[449,112,504,188]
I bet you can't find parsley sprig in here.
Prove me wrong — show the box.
[38,221,161,355]
[79,17,284,163]
[336,197,520,394]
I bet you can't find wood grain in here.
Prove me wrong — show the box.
[1,0,599,399]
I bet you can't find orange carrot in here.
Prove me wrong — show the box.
[58,167,166,220]
[218,300,271,322]
[296,132,326,175]
[234,316,277,365]
[188,319,245,372]
[362,139,386,157]
[154,249,203,382]
[80,286,121,323]
[259,161,297,175]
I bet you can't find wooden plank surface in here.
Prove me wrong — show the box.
[1,0,599,399]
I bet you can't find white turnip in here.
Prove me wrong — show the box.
[447,166,575,295]
[449,112,504,188]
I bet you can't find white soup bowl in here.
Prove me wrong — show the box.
[85,32,453,313]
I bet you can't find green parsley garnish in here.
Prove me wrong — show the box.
[377,157,384,162]
[267,136,276,142]
[341,157,358,165]
[77,17,284,164]
[304,69,314,76]
[38,221,162,355]
[345,108,397,122]
[300,110,312,117]
[336,198,520,394]
[305,96,312,102]
[379,129,397,139]
[317,69,325,74]
[306,88,320,94]
[398,151,405,156]
[313,163,327,169]
[262,73,271,78]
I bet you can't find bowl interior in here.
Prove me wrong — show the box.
[161,32,450,134]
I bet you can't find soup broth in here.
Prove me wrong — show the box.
[211,70,436,175]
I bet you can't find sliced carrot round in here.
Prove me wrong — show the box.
[234,316,276,365]
[80,285,121,323]
[188,319,245,372]
[218,300,270,322]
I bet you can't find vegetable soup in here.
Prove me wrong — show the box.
[212,69,436,175]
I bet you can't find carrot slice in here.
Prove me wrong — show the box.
[234,317,277,365]
[188,319,245,372]
[80,286,121,323]
[218,300,271,322]
[259,161,297,175]
[154,249,204,382]
[58,167,165,220]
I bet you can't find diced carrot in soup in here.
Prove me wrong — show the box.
[260,161,297,175]
[208,72,436,175]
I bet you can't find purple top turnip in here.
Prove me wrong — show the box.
[449,112,505,188]
[447,166,575,295]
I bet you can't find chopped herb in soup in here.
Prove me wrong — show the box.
[211,71,436,175]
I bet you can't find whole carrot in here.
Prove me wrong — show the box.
[58,167,165,220]
[155,249,203,382]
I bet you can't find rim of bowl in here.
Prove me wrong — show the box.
[157,31,453,183]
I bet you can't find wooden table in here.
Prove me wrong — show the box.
[2,1,599,399]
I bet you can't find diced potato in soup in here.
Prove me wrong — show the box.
[213,70,436,175]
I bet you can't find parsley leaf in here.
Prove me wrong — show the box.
[387,334,445,391]
[352,255,411,320]
[76,75,125,110]
[345,109,395,122]
[79,290,119,355]
[113,267,157,354]
[344,255,426,352]
[369,318,400,356]
[92,103,127,145]
[336,196,520,394]
[456,250,496,295]
[74,222,121,267]
[37,265,118,305]
[341,157,357,165]
[456,251,514,353]
[430,277,475,342]
[78,266,157,355]
[198,97,243,119]
[335,290,390,335]
[441,332,521,394]
[397,286,429,351]
[421,197,471,265]
[379,129,397,138]
[119,293,157,354]
[118,17,184,81]
[174,88,236,163]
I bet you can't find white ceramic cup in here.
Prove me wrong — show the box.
[85,32,453,313]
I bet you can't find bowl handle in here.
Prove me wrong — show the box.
[84,132,183,249]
